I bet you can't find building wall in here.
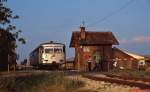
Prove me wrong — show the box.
[102,45,113,70]
[74,45,113,71]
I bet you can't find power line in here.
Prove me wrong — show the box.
[88,0,135,27]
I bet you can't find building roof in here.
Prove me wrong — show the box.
[125,52,145,60]
[113,47,136,60]
[70,31,119,47]
[113,47,145,61]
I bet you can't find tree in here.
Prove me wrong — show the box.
[0,0,25,70]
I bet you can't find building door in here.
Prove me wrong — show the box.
[93,51,101,71]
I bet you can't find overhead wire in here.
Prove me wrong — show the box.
[87,0,135,27]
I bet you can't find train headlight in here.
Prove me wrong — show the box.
[42,59,48,63]
[59,60,64,64]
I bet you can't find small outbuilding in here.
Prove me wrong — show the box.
[113,47,146,70]
[70,26,119,71]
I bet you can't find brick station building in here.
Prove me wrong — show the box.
[70,26,119,71]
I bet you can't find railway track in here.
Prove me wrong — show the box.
[82,73,150,89]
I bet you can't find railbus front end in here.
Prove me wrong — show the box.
[30,42,66,69]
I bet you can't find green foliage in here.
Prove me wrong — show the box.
[0,1,25,44]
[0,0,25,65]
[18,37,26,44]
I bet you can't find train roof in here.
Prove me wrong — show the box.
[29,41,65,55]
[40,41,65,46]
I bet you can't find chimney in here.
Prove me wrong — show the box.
[80,26,86,40]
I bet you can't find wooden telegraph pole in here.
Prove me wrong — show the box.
[8,54,10,73]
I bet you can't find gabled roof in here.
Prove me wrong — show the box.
[113,47,136,60]
[70,31,119,47]
[113,47,145,60]
[125,52,145,60]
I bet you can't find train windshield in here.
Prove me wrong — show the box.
[44,48,63,53]
[45,48,53,53]
[54,48,63,53]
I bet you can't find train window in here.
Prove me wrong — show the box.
[54,48,62,53]
[45,49,53,53]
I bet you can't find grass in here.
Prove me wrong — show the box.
[77,90,98,92]
[106,69,150,78]
[0,71,85,92]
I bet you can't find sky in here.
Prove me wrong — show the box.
[6,0,150,62]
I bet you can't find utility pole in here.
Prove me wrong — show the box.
[8,54,10,73]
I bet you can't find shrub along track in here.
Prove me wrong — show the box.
[82,73,150,89]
